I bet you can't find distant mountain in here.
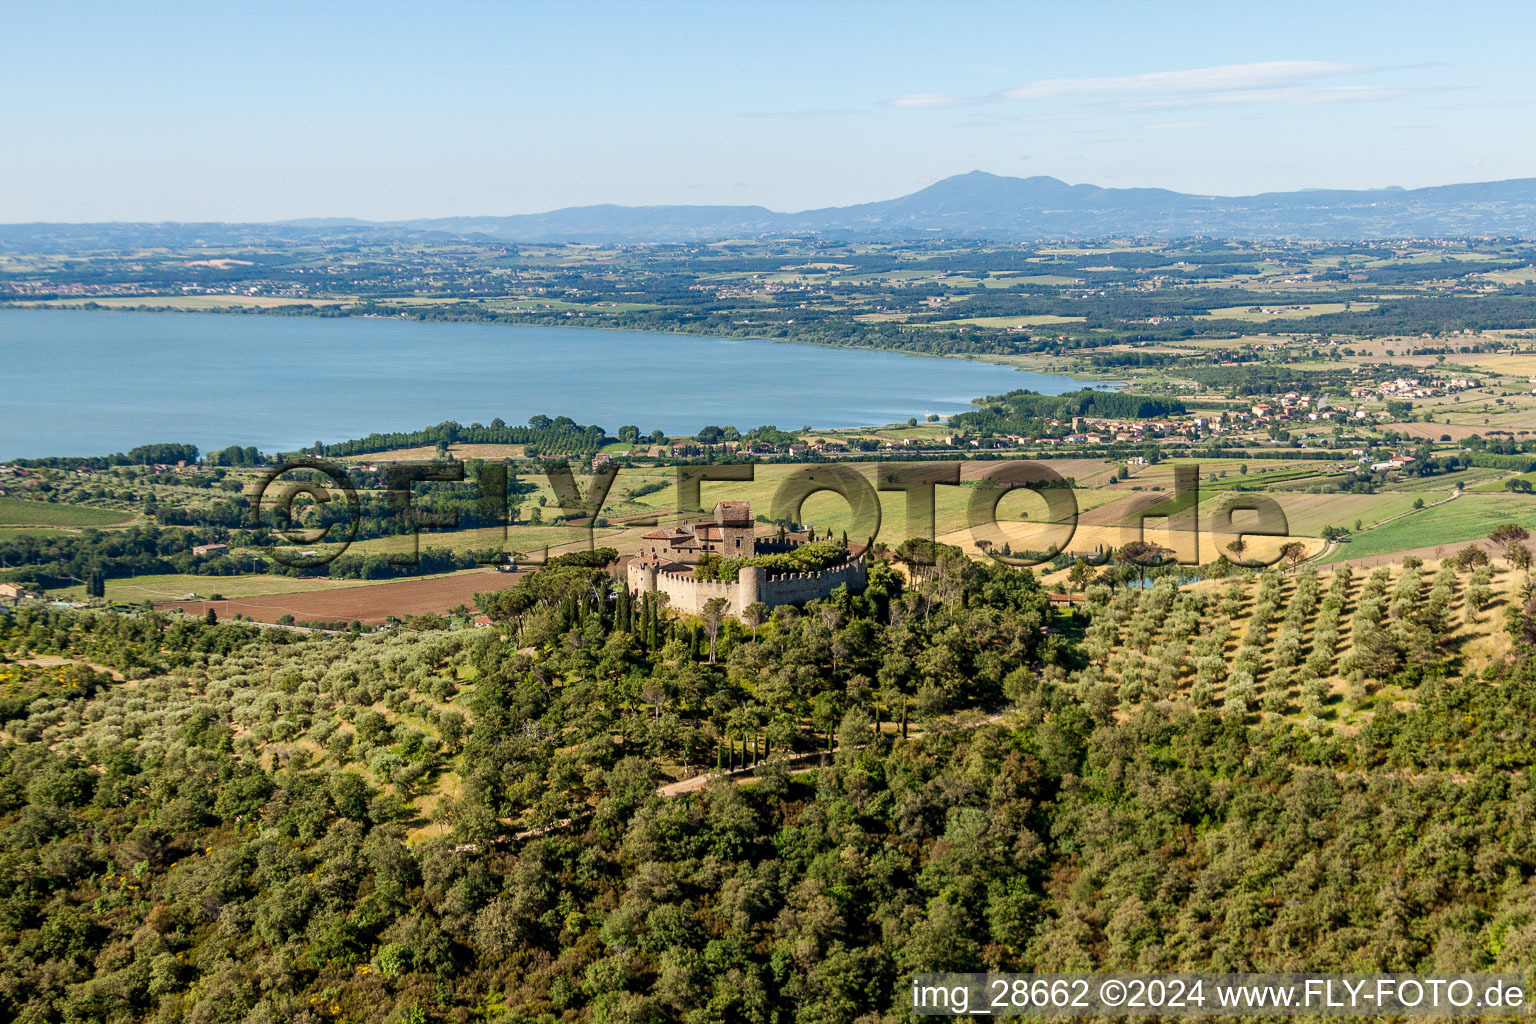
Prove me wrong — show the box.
[7,172,1536,249]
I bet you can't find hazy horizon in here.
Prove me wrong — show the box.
[9,170,1536,227]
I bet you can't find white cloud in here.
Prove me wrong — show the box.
[885,93,968,109]
[1001,61,1373,101]
[885,61,1395,113]
[1118,84,1409,110]
[740,108,862,120]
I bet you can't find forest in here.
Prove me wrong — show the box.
[950,390,1186,435]
[2,539,1536,1023]
[0,526,498,589]
[12,444,203,472]
[304,419,615,462]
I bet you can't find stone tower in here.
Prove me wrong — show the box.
[714,500,755,558]
[631,560,659,596]
[736,565,765,611]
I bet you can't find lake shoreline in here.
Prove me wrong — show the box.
[5,300,1110,384]
[0,308,1092,459]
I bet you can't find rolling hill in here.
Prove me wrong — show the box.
[8,171,1536,248]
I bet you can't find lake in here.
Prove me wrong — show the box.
[0,309,1088,459]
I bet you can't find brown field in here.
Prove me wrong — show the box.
[1461,352,1536,376]
[1016,458,1120,486]
[156,568,528,625]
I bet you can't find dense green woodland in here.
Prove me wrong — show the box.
[951,390,1186,436]
[305,419,614,461]
[2,551,1536,1023]
[0,526,498,589]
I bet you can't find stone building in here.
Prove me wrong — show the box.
[628,552,868,619]
[627,501,867,619]
[637,500,755,564]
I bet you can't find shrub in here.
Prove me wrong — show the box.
[694,541,849,582]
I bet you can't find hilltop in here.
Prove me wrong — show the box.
[9,172,1536,249]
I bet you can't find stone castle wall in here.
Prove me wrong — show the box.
[756,553,867,608]
[639,563,739,617]
[628,551,867,618]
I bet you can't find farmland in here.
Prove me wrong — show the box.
[0,496,133,528]
[1319,491,1536,562]
[1079,555,1519,731]
[7,435,1534,632]
[9,228,1536,625]
[13,235,1536,373]
[47,572,416,604]
[155,567,526,625]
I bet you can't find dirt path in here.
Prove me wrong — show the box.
[654,708,1011,797]
[657,749,827,797]
[502,709,1012,842]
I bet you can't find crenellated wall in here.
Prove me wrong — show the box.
[628,551,867,618]
[647,565,739,616]
[757,553,867,607]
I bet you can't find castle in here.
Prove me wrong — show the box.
[627,501,867,618]
[637,500,755,564]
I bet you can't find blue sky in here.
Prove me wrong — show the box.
[3,0,1533,221]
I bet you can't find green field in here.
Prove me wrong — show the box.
[0,496,134,528]
[1198,302,1377,321]
[0,528,60,542]
[1471,470,1536,493]
[350,523,623,559]
[1264,491,1425,538]
[611,463,1130,545]
[936,314,1086,328]
[1319,492,1536,562]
